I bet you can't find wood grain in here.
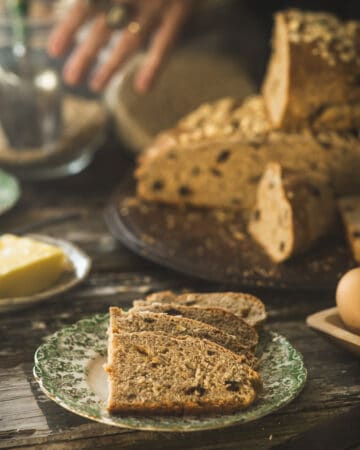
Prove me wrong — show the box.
[1,143,360,450]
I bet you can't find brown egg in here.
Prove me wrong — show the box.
[336,268,360,334]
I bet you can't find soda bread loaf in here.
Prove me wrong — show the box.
[109,307,257,367]
[136,96,360,212]
[144,96,270,154]
[248,162,336,263]
[105,331,261,415]
[129,302,258,350]
[312,103,360,132]
[338,196,360,263]
[134,291,266,328]
[262,9,360,130]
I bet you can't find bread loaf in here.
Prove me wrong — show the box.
[338,196,360,263]
[134,291,266,328]
[136,96,360,212]
[262,9,360,130]
[248,162,336,263]
[105,331,261,415]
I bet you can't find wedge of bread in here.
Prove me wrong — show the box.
[129,302,258,350]
[109,307,257,368]
[248,162,336,263]
[134,291,266,328]
[105,331,261,415]
[262,9,360,130]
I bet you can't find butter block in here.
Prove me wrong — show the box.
[0,234,67,297]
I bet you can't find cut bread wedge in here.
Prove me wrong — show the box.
[248,162,336,263]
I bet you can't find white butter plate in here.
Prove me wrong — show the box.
[34,314,307,432]
[0,234,91,313]
[307,307,360,357]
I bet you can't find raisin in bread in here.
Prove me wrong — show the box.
[109,307,257,367]
[105,331,261,415]
[136,96,360,212]
[338,196,360,263]
[129,302,258,350]
[262,9,360,130]
[248,162,336,263]
[133,291,266,328]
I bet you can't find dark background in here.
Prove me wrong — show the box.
[189,1,360,88]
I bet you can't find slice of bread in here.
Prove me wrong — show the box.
[109,307,257,368]
[129,302,258,350]
[105,331,261,415]
[134,291,266,328]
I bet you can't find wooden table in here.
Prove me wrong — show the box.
[1,141,360,450]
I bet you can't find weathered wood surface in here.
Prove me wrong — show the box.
[1,142,360,450]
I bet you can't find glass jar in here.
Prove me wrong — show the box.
[0,0,107,180]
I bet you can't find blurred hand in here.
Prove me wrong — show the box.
[48,0,193,93]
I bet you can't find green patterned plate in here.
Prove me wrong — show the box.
[0,169,20,215]
[34,314,307,432]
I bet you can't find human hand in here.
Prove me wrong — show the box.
[48,0,193,93]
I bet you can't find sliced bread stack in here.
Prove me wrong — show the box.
[130,302,258,349]
[105,291,266,415]
[135,9,360,263]
[109,306,258,368]
[134,290,266,328]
